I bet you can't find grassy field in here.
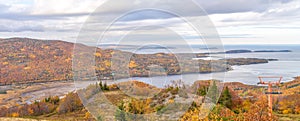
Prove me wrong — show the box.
[276,113,300,121]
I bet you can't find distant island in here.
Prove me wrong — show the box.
[253,50,292,52]
[225,50,252,53]
[223,49,292,54]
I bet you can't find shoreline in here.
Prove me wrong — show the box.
[0,57,274,86]
[1,73,299,108]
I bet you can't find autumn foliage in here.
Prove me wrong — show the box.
[0,92,83,118]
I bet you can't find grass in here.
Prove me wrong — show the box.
[0,90,7,94]
[32,110,93,121]
[276,113,300,121]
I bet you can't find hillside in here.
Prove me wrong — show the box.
[1,78,300,120]
[0,38,74,85]
[0,80,277,120]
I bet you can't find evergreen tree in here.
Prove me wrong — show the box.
[115,101,127,121]
[115,108,126,121]
[99,81,103,90]
[103,81,109,91]
[218,86,232,109]
[97,115,103,121]
[206,80,218,103]
[197,86,208,96]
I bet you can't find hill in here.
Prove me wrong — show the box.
[0,38,74,85]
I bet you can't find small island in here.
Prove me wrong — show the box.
[225,50,252,53]
[208,49,292,54]
[253,50,292,52]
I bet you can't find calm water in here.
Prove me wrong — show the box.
[110,44,300,87]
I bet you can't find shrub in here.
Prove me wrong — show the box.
[57,93,83,114]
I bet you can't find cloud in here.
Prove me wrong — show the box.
[0,0,101,21]
[0,25,10,32]
[0,4,9,12]
[0,0,299,44]
[0,24,44,32]
[14,25,44,32]
[220,34,258,39]
[255,26,300,29]
[208,0,300,29]
[79,0,295,22]
[31,0,104,15]
[195,0,292,14]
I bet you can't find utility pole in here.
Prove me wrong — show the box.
[257,76,283,120]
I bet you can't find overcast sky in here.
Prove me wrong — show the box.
[0,0,299,45]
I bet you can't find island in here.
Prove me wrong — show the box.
[253,50,292,52]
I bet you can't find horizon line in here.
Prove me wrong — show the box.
[1,37,300,45]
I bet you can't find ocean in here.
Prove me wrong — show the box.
[110,44,300,87]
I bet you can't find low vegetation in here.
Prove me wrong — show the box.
[0,92,93,120]
[2,78,300,121]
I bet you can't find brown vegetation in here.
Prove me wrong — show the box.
[0,92,90,120]
[3,79,300,120]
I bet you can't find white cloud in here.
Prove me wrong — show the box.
[0,0,299,44]
[31,0,105,15]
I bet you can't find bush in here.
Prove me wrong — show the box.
[57,93,83,114]
[115,109,126,121]
[283,109,292,114]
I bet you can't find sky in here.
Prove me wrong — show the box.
[0,0,299,45]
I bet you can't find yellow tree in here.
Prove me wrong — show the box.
[243,96,277,121]
[129,61,137,68]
